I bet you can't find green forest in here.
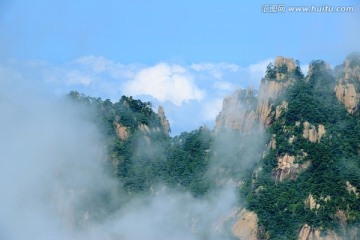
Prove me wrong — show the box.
[67,53,360,239]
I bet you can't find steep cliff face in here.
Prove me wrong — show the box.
[335,81,358,114]
[232,209,258,240]
[298,224,342,240]
[158,106,170,135]
[215,56,297,133]
[272,153,310,184]
[114,122,129,140]
[257,80,289,126]
[214,58,309,239]
[214,89,258,133]
[302,122,326,143]
[345,181,359,196]
[343,57,360,82]
[304,194,320,210]
[334,53,360,113]
[275,100,288,119]
[236,54,360,239]
[257,56,296,127]
[274,56,296,76]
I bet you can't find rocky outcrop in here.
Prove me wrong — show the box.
[344,58,360,82]
[232,209,258,240]
[257,57,295,127]
[299,223,359,240]
[257,80,292,126]
[275,101,288,119]
[215,57,295,133]
[275,56,296,80]
[274,154,295,183]
[318,124,326,141]
[303,122,326,143]
[335,82,358,114]
[299,224,319,240]
[304,194,331,211]
[335,210,347,230]
[273,154,310,184]
[269,135,276,149]
[138,123,151,134]
[214,89,258,133]
[345,181,359,197]
[158,106,170,135]
[298,224,342,240]
[289,135,295,144]
[334,54,360,114]
[114,122,129,140]
[307,61,331,78]
[304,194,320,210]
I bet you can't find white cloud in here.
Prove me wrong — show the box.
[191,62,239,79]
[213,81,236,91]
[0,57,279,134]
[74,55,112,73]
[66,70,92,85]
[124,63,204,106]
[191,62,239,72]
[202,98,223,122]
[72,55,138,79]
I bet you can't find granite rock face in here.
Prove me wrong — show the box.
[214,88,258,133]
[158,106,170,135]
[232,209,258,240]
[215,57,296,133]
[334,54,360,114]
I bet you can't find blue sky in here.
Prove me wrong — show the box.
[0,0,359,135]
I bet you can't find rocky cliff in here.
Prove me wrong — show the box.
[272,153,310,184]
[302,122,326,143]
[334,53,360,113]
[232,209,259,240]
[214,89,258,133]
[257,56,296,126]
[298,224,342,240]
[335,83,358,113]
[225,53,360,240]
[158,106,170,135]
[114,122,129,140]
[215,56,298,133]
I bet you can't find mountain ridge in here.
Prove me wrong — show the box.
[66,52,360,240]
[221,53,360,240]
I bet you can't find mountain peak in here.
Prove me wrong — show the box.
[274,56,296,71]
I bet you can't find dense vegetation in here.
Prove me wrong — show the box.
[68,92,212,196]
[243,58,360,239]
[68,53,360,239]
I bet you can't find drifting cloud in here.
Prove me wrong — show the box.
[0,58,271,239]
[0,75,240,240]
[0,56,275,134]
[66,70,92,85]
[124,63,204,106]
[191,62,239,79]
[74,55,113,73]
[213,81,237,91]
[72,55,138,79]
